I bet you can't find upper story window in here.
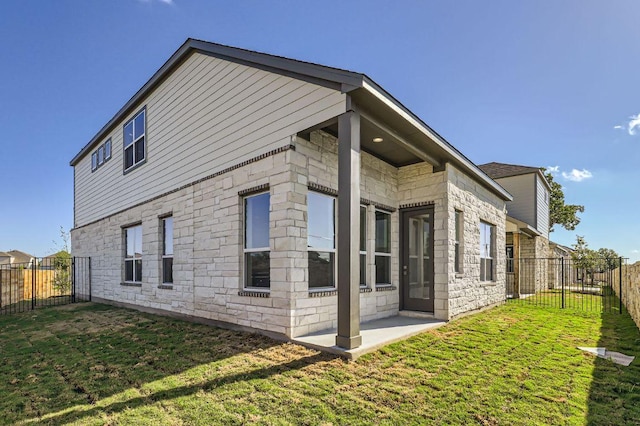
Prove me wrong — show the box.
[91,139,112,172]
[244,192,270,289]
[308,192,335,289]
[479,221,495,282]
[124,109,146,172]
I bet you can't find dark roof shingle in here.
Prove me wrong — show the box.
[478,162,542,179]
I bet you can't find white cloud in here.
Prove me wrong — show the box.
[627,113,640,135]
[561,169,593,182]
[547,165,560,174]
[632,249,639,254]
[614,125,624,129]
[137,0,173,4]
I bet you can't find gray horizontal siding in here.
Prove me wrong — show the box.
[536,175,549,236]
[496,174,535,227]
[74,51,346,226]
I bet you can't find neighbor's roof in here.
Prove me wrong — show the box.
[0,251,11,257]
[70,38,512,201]
[6,250,34,263]
[478,162,543,179]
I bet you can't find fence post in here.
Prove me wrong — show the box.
[561,257,565,309]
[619,257,623,314]
[71,257,76,303]
[31,261,36,310]
[88,257,92,302]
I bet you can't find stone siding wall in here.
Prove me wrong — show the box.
[72,149,297,337]
[291,132,401,336]
[446,165,507,318]
[72,129,508,338]
[613,261,640,331]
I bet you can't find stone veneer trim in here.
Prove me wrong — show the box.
[73,144,295,231]
[238,183,270,196]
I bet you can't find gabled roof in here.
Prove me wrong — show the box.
[6,250,34,264]
[70,38,512,201]
[478,162,541,179]
[0,251,11,257]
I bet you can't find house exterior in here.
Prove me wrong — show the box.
[0,252,11,266]
[478,162,551,297]
[0,250,35,268]
[70,39,511,349]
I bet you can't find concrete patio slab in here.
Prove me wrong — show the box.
[292,314,447,360]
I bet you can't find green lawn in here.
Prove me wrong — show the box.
[0,301,638,425]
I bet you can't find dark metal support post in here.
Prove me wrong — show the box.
[31,261,36,310]
[336,105,362,350]
[88,257,92,301]
[71,257,76,303]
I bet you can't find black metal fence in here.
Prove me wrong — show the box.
[0,257,91,315]
[506,257,627,313]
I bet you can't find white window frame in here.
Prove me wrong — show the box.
[360,205,367,287]
[90,139,112,172]
[375,209,392,286]
[123,108,146,172]
[454,210,463,273]
[307,191,336,289]
[479,221,495,282]
[162,216,173,284]
[124,224,143,283]
[105,139,112,161]
[243,192,270,289]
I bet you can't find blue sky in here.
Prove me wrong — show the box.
[1,0,639,261]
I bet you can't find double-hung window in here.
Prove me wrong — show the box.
[454,210,463,273]
[375,210,391,285]
[162,217,173,284]
[244,192,270,288]
[480,221,495,281]
[124,109,146,171]
[124,225,142,283]
[360,206,367,287]
[308,192,335,289]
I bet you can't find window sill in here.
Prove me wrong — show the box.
[123,158,147,175]
[375,285,397,292]
[480,281,498,287]
[239,290,270,298]
[121,282,142,287]
[309,289,337,298]
[455,273,464,279]
[158,284,174,290]
[360,287,373,293]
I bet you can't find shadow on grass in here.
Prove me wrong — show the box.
[35,352,329,424]
[0,303,331,425]
[586,299,640,425]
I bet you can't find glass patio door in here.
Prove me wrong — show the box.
[401,207,435,312]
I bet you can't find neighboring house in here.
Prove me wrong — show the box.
[2,250,35,269]
[70,38,511,349]
[0,252,12,266]
[478,162,551,297]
